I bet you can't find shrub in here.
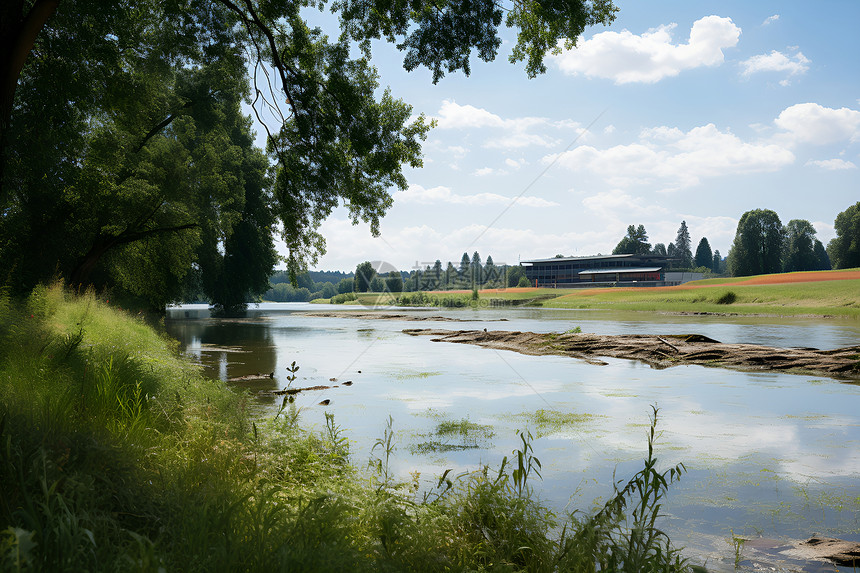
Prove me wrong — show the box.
[715,291,737,304]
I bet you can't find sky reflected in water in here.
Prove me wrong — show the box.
[166,303,860,567]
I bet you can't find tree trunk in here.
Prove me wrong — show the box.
[67,236,112,289]
[0,0,60,196]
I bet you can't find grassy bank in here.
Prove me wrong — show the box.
[546,275,860,317]
[0,285,692,571]
[331,270,860,318]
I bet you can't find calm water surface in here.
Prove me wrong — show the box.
[165,303,860,571]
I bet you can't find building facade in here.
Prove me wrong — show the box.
[523,254,695,287]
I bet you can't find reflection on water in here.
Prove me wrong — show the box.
[165,303,860,570]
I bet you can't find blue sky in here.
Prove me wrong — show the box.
[271,0,860,272]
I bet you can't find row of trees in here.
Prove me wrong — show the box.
[611,221,723,273]
[613,201,860,278]
[726,204,860,277]
[352,254,529,294]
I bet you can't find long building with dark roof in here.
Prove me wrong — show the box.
[522,254,700,287]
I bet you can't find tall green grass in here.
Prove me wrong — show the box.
[0,285,695,571]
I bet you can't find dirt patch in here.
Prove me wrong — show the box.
[299,311,507,322]
[403,328,860,380]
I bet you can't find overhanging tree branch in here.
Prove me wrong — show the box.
[135,100,194,153]
[216,0,299,120]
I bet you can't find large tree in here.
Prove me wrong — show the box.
[673,221,693,269]
[1,0,618,306]
[693,237,712,270]
[0,5,278,309]
[471,251,482,286]
[728,209,785,277]
[612,224,650,255]
[782,219,820,272]
[354,261,376,292]
[827,201,860,269]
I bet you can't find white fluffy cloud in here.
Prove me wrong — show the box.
[582,190,669,219]
[740,50,810,78]
[394,184,558,208]
[549,123,794,189]
[434,101,580,148]
[805,158,857,170]
[552,16,741,84]
[774,103,860,145]
[762,14,779,26]
[435,100,544,131]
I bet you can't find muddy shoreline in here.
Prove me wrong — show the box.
[299,311,508,322]
[402,328,860,380]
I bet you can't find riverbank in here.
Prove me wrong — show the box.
[0,285,694,571]
[337,269,860,318]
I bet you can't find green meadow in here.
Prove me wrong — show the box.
[545,278,860,318]
[338,270,860,318]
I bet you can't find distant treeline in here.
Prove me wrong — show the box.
[262,255,528,302]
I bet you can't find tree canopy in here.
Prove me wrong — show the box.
[693,237,712,270]
[783,219,827,273]
[612,224,650,255]
[673,221,692,269]
[1,0,618,309]
[354,261,376,292]
[728,209,784,277]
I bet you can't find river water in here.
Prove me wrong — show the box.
[165,303,860,571]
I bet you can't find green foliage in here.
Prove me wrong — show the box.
[827,201,860,269]
[2,3,279,311]
[714,291,736,305]
[410,418,495,454]
[729,209,785,277]
[335,0,617,81]
[694,237,713,270]
[332,292,358,304]
[370,276,385,292]
[558,406,688,572]
[386,271,404,293]
[337,277,355,294]
[613,224,651,255]
[674,221,693,269]
[783,219,822,272]
[518,276,532,288]
[265,283,312,302]
[354,261,376,293]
